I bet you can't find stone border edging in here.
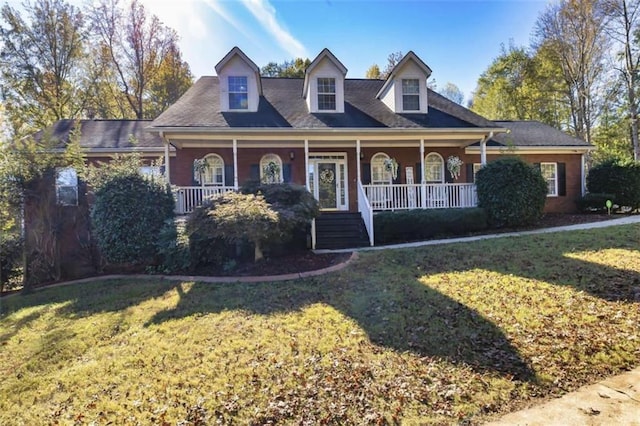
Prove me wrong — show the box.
[1,252,359,299]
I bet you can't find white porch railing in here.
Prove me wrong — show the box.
[174,186,236,214]
[363,183,477,211]
[357,181,374,246]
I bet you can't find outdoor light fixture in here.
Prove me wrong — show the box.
[359,151,364,160]
[289,151,295,160]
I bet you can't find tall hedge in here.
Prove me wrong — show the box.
[91,174,175,264]
[476,157,548,228]
[586,160,640,210]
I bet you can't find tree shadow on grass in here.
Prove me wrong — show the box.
[403,228,640,303]
[147,270,535,382]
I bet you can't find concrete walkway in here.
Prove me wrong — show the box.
[486,367,640,426]
[315,214,640,254]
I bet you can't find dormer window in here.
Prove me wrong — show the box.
[228,76,248,110]
[402,79,420,111]
[317,78,336,111]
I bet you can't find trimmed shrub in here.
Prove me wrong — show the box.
[374,208,488,244]
[1,233,23,291]
[150,219,191,274]
[586,160,640,210]
[576,193,617,213]
[476,157,548,228]
[91,174,175,264]
[185,203,236,269]
[240,182,319,252]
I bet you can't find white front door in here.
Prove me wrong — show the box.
[308,153,348,211]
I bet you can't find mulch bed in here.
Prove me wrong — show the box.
[1,213,629,295]
[192,251,353,277]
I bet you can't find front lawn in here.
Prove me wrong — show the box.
[1,224,639,424]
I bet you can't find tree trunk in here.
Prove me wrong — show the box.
[254,241,264,262]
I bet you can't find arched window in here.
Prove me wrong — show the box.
[370,152,392,184]
[260,153,283,184]
[202,154,225,186]
[425,152,444,183]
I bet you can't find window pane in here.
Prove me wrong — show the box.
[425,154,443,182]
[402,79,419,94]
[541,163,557,196]
[317,78,335,93]
[229,93,248,109]
[403,94,420,111]
[56,167,77,186]
[57,186,78,206]
[228,76,247,92]
[318,94,336,110]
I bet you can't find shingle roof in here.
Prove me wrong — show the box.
[493,120,590,147]
[151,77,500,130]
[40,119,164,149]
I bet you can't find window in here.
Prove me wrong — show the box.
[370,152,392,184]
[56,167,78,205]
[228,76,248,110]
[317,77,336,110]
[402,78,420,111]
[202,154,225,186]
[139,166,163,180]
[260,153,283,184]
[473,163,482,182]
[541,162,558,196]
[425,153,444,183]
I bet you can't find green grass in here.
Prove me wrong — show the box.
[1,224,640,424]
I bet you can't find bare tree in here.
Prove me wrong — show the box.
[535,0,610,144]
[87,0,178,119]
[603,0,640,160]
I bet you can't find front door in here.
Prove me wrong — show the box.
[308,154,348,211]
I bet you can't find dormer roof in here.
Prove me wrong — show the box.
[215,46,262,95]
[376,51,432,99]
[302,48,348,97]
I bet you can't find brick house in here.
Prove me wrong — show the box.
[46,47,592,251]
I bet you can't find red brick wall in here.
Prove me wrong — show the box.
[171,147,584,214]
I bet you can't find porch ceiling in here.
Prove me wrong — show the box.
[159,127,505,149]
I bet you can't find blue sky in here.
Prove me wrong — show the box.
[144,0,549,103]
[6,0,550,102]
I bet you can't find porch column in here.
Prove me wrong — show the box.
[304,139,310,190]
[420,139,426,208]
[232,139,238,189]
[163,137,170,183]
[356,139,361,182]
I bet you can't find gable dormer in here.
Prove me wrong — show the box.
[376,51,432,114]
[215,47,262,112]
[303,48,348,113]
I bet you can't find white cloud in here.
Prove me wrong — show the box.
[201,0,255,41]
[139,0,208,40]
[239,0,307,58]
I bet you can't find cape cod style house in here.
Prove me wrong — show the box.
[47,47,592,250]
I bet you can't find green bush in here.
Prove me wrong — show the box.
[576,193,617,212]
[476,157,548,228]
[91,174,175,264]
[587,160,640,210]
[1,233,23,291]
[240,182,319,252]
[185,205,236,269]
[374,208,488,244]
[150,219,191,274]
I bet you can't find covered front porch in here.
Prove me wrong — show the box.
[159,127,503,247]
